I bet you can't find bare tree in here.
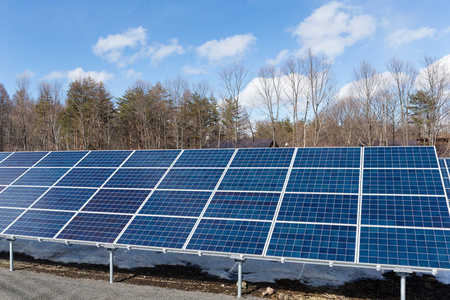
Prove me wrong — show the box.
[253,65,283,146]
[302,50,336,146]
[218,61,250,147]
[387,57,417,145]
[282,57,305,147]
[36,81,63,150]
[166,76,190,149]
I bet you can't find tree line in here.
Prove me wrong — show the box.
[1,51,449,154]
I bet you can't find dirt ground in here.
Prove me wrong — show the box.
[1,251,450,300]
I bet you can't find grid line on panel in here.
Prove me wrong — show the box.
[123,150,181,168]
[219,168,288,192]
[363,146,438,169]
[53,151,135,241]
[230,148,295,168]
[174,149,234,168]
[437,152,450,216]
[355,147,364,263]
[262,148,297,256]
[181,149,238,250]
[158,168,225,190]
[0,152,49,167]
[104,168,167,189]
[0,208,25,232]
[35,151,89,167]
[293,147,361,168]
[113,150,185,244]
[0,153,14,164]
[76,150,133,168]
[0,151,91,236]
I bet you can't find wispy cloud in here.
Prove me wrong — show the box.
[123,68,142,79]
[45,67,114,83]
[183,65,208,75]
[266,49,290,65]
[93,27,185,67]
[387,27,436,48]
[291,1,376,58]
[197,34,256,61]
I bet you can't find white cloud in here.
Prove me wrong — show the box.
[197,34,256,61]
[45,68,114,83]
[93,27,147,65]
[291,1,376,58]
[443,26,450,35]
[93,27,185,67]
[151,38,185,64]
[387,27,436,48]
[183,65,208,75]
[266,49,290,65]
[124,68,142,79]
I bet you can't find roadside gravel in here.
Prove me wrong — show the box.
[0,268,260,300]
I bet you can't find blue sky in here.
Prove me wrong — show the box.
[1,0,450,101]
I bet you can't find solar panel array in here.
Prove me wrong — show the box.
[0,147,449,273]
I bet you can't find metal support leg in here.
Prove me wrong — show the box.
[234,258,245,298]
[108,249,115,284]
[397,272,408,300]
[8,239,14,272]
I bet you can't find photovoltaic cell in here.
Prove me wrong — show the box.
[0,153,12,162]
[294,148,361,168]
[219,169,288,192]
[362,169,445,195]
[0,186,48,208]
[204,191,281,220]
[266,223,356,262]
[174,149,234,168]
[55,168,115,188]
[57,213,132,243]
[4,210,74,238]
[35,151,89,167]
[359,226,450,269]
[76,150,132,168]
[82,189,150,214]
[32,187,97,211]
[104,168,167,189]
[158,168,224,190]
[139,190,211,217]
[0,152,48,167]
[286,169,360,194]
[123,150,181,168]
[0,208,25,232]
[364,146,438,168]
[361,195,450,227]
[186,219,271,255]
[117,216,197,248]
[230,148,294,168]
[0,168,28,185]
[12,168,69,186]
[277,193,358,224]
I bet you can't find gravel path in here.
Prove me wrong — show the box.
[0,268,260,300]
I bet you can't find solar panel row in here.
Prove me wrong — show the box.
[0,147,449,272]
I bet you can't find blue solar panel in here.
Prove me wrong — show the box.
[219,169,288,192]
[158,168,224,190]
[230,148,294,168]
[0,168,28,185]
[4,210,74,238]
[364,146,438,168]
[186,219,271,255]
[0,152,48,167]
[12,168,69,186]
[277,193,358,224]
[35,151,89,167]
[266,223,356,262]
[104,168,167,189]
[139,190,211,217]
[55,168,115,187]
[123,150,181,167]
[174,149,234,168]
[294,148,361,168]
[82,189,150,214]
[0,187,48,208]
[0,208,24,232]
[204,192,280,220]
[77,151,132,168]
[117,216,197,248]
[359,226,450,269]
[57,213,132,243]
[361,195,450,227]
[286,169,360,193]
[363,169,445,195]
[32,188,96,211]
[0,152,12,162]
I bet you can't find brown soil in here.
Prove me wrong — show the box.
[1,251,449,299]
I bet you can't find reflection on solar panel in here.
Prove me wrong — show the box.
[0,146,449,276]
